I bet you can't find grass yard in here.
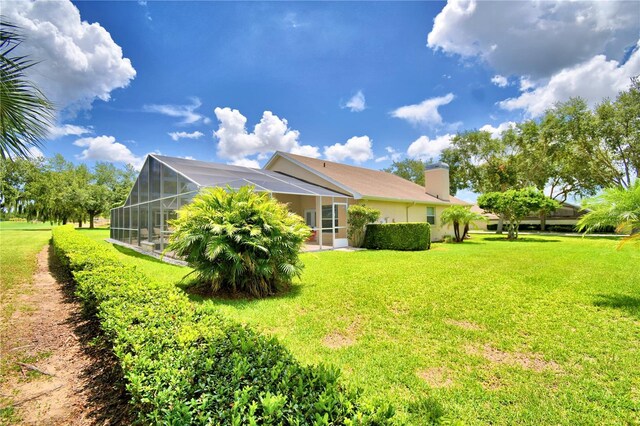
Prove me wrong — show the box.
[0,222,52,420]
[0,221,52,328]
[82,230,640,424]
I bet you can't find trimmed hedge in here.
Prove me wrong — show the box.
[363,223,431,251]
[52,226,394,425]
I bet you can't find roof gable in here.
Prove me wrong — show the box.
[266,152,461,205]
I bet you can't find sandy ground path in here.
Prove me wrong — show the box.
[0,245,130,425]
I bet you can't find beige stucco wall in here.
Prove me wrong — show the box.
[356,199,450,242]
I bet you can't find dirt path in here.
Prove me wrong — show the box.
[0,245,130,425]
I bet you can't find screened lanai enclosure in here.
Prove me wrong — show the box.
[110,155,352,254]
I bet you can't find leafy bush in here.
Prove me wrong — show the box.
[363,222,431,251]
[52,225,393,425]
[347,205,381,247]
[167,186,311,297]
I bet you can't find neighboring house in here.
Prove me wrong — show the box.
[110,152,468,254]
[471,202,588,231]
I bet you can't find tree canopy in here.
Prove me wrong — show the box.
[478,188,560,240]
[383,159,428,186]
[0,155,135,226]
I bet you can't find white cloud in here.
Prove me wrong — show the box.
[491,75,508,88]
[342,90,366,112]
[73,135,142,168]
[479,121,516,139]
[324,136,373,164]
[291,145,321,158]
[168,131,204,141]
[26,147,45,159]
[4,0,136,113]
[213,107,320,162]
[47,124,92,139]
[407,134,454,161]
[375,146,403,163]
[391,93,455,126]
[144,98,208,125]
[500,44,640,117]
[230,158,260,168]
[519,77,535,92]
[428,0,639,78]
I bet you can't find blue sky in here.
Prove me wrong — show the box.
[5,1,640,199]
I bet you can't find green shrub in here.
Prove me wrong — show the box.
[363,222,431,251]
[167,186,311,297]
[347,205,381,248]
[52,225,393,425]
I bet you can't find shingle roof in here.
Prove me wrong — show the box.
[274,152,469,205]
[152,155,349,198]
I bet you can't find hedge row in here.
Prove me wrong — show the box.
[52,226,393,425]
[363,223,431,251]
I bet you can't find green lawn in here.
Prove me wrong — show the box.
[77,230,640,424]
[0,222,53,421]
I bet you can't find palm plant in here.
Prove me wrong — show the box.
[576,181,640,247]
[440,205,486,242]
[167,186,311,297]
[1,18,54,160]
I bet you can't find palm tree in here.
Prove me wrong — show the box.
[440,205,486,243]
[576,181,640,247]
[0,18,54,160]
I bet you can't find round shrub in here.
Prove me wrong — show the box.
[364,222,431,251]
[167,186,311,297]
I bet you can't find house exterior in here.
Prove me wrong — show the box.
[110,152,468,254]
[471,202,588,232]
[264,151,469,241]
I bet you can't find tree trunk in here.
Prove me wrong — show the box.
[497,217,504,234]
[89,213,95,229]
[78,219,82,228]
[462,223,470,240]
[62,217,67,225]
[540,213,547,232]
[453,221,461,242]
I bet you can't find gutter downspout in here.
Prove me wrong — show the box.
[406,202,416,222]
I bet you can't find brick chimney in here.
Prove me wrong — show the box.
[424,163,450,201]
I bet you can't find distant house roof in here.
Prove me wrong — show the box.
[470,204,499,220]
[266,151,469,205]
[471,201,588,221]
[152,155,349,198]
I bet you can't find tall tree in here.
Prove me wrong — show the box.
[0,19,54,159]
[383,159,427,186]
[440,130,522,195]
[592,80,640,189]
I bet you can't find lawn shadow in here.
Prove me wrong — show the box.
[593,294,640,319]
[183,281,303,308]
[482,237,561,243]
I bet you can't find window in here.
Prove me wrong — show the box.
[321,205,338,232]
[426,207,435,225]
